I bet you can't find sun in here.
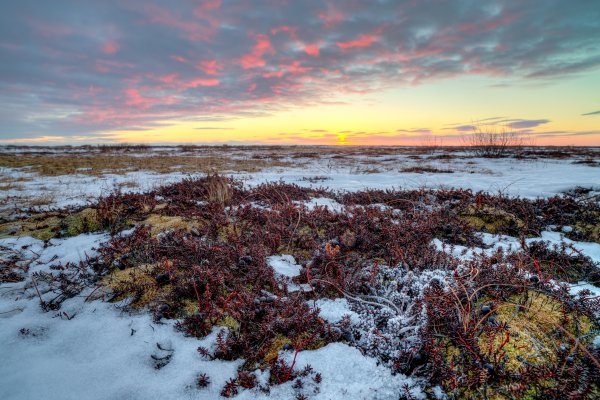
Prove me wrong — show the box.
[337,133,346,144]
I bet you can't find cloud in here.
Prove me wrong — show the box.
[194,127,233,130]
[336,33,378,49]
[444,118,551,132]
[396,128,432,134]
[582,110,600,116]
[1,1,600,139]
[101,40,120,55]
[503,119,550,129]
[446,124,477,132]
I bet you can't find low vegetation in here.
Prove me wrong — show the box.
[1,175,599,398]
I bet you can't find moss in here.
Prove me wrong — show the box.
[444,291,597,399]
[216,316,240,332]
[0,208,102,240]
[9,215,62,241]
[461,204,524,234]
[142,214,198,236]
[63,208,102,236]
[102,263,165,309]
[217,223,239,241]
[182,299,199,316]
[264,335,292,365]
[573,221,600,244]
[478,291,594,372]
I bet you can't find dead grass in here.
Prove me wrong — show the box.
[0,153,291,177]
[205,174,232,205]
[1,146,598,180]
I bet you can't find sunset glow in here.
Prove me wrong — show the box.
[1,1,599,145]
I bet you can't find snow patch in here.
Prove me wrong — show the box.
[239,343,425,400]
[314,298,360,324]
[267,255,311,293]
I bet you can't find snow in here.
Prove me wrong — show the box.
[267,255,311,292]
[434,231,600,265]
[2,150,599,214]
[525,231,600,264]
[1,235,422,400]
[37,233,108,267]
[569,281,600,297]
[238,343,424,400]
[242,156,600,199]
[0,294,241,400]
[313,298,360,324]
[267,255,302,278]
[2,148,600,399]
[298,197,345,213]
[0,235,242,400]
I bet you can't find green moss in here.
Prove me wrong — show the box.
[573,221,600,244]
[142,214,199,236]
[264,335,292,365]
[216,316,240,332]
[0,208,103,240]
[461,204,524,234]
[63,208,102,236]
[444,291,597,399]
[102,263,165,309]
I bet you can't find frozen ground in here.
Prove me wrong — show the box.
[1,146,599,213]
[1,228,598,399]
[1,146,599,399]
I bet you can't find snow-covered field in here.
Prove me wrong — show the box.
[1,146,599,212]
[1,146,599,399]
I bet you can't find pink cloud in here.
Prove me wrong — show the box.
[157,74,178,83]
[262,61,312,78]
[124,88,178,109]
[271,25,298,39]
[318,4,345,28]
[263,70,285,78]
[189,78,220,87]
[336,34,378,49]
[197,59,220,75]
[240,34,274,69]
[195,0,221,12]
[145,4,218,41]
[281,61,312,74]
[304,43,320,56]
[125,88,152,107]
[171,55,189,63]
[101,40,119,55]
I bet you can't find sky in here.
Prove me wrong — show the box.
[1,0,599,146]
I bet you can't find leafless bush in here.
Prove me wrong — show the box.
[205,173,232,205]
[464,124,528,157]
